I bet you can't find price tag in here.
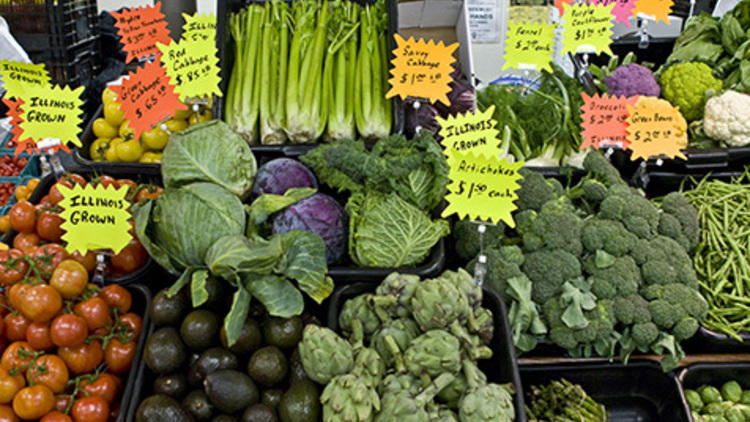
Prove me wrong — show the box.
[182,13,216,43]
[111,2,172,63]
[555,0,575,15]
[441,151,524,227]
[386,34,458,105]
[591,0,636,26]
[111,61,187,142]
[0,60,49,97]
[633,0,672,23]
[561,2,614,55]
[437,106,503,159]
[158,37,222,101]
[17,85,84,149]
[502,22,555,73]
[580,93,637,150]
[625,96,687,161]
[57,184,133,255]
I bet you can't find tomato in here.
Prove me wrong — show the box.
[92,175,116,189]
[0,315,5,338]
[104,139,122,162]
[138,151,162,164]
[4,314,30,343]
[0,404,18,422]
[20,285,61,323]
[92,118,117,139]
[0,367,22,404]
[26,355,68,394]
[0,342,34,374]
[53,395,70,413]
[41,411,72,422]
[36,211,64,243]
[173,108,192,120]
[8,202,35,233]
[0,216,9,234]
[73,298,110,331]
[79,373,119,403]
[58,340,102,375]
[14,186,29,202]
[115,139,143,162]
[49,260,88,300]
[101,88,117,105]
[7,283,30,312]
[70,396,108,422]
[12,384,54,420]
[12,232,39,254]
[140,126,169,150]
[135,186,163,203]
[0,249,28,285]
[98,285,131,313]
[89,138,110,162]
[104,339,136,374]
[118,313,142,342]
[115,179,136,190]
[69,251,95,274]
[165,119,188,133]
[50,314,87,348]
[118,120,134,140]
[110,241,147,274]
[26,322,53,350]
[103,102,124,128]
[29,244,69,280]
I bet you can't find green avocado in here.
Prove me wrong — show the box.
[204,369,259,415]
[247,346,288,387]
[220,318,263,355]
[136,394,195,422]
[195,347,239,381]
[153,373,189,399]
[144,327,187,374]
[181,310,220,351]
[242,404,278,422]
[261,389,283,409]
[150,288,189,327]
[262,317,303,349]
[287,347,308,384]
[277,380,320,422]
[182,390,214,422]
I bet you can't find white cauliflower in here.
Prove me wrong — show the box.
[703,90,750,147]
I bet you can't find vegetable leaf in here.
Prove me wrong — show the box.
[299,139,366,193]
[132,200,179,274]
[279,230,332,303]
[224,286,252,347]
[245,188,316,238]
[190,269,209,307]
[245,274,305,317]
[205,235,283,281]
[168,267,194,298]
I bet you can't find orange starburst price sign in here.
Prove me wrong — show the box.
[626,96,687,161]
[111,2,172,63]
[580,93,637,150]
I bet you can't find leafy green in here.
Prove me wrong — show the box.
[224,286,252,347]
[205,235,283,282]
[245,188,316,239]
[279,231,333,303]
[190,270,210,307]
[245,274,305,318]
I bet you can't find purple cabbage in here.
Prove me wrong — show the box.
[603,63,661,98]
[252,158,318,196]
[272,193,348,264]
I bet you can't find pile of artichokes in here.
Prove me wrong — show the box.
[299,269,517,422]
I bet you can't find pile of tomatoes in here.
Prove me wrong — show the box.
[0,252,142,421]
[0,173,162,279]
[0,156,29,178]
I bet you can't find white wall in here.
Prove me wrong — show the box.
[97,0,216,14]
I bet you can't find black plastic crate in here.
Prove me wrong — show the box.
[327,282,527,421]
[521,362,690,422]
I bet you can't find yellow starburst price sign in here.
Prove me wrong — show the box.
[502,22,555,73]
[57,184,134,255]
[561,2,615,55]
[182,13,216,43]
[0,60,50,98]
[626,96,688,161]
[158,37,222,101]
[18,84,84,148]
[442,151,524,227]
[437,106,502,159]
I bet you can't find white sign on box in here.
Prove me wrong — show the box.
[468,0,500,43]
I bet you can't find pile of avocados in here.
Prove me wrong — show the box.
[136,279,321,422]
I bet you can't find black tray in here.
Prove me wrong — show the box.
[645,147,750,174]
[327,282,527,422]
[521,361,690,422]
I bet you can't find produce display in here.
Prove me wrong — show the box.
[525,379,608,422]
[299,269,516,421]
[0,177,37,210]
[685,381,750,421]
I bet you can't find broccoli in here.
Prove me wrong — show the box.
[640,284,664,301]
[632,322,659,348]
[660,283,709,320]
[673,317,699,340]
[581,219,638,257]
[599,189,660,239]
[515,169,564,212]
[629,238,651,265]
[642,260,678,285]
[549,326,578,350]
[523,248,583,303]
[517,201,583,256]
[644,236,699,289]
[585,255,640,298]
[613,294,650,325]
[649,299,682,330]
[453,219,505,260]
[543,297,565,329]
[582,150,626,188]
[657,213,691,252]
[660,192,700,253]
[582,179,608,204]
[468,245,525,298]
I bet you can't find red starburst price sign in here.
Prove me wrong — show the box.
[580,93,637,150]
[111,2,172,63]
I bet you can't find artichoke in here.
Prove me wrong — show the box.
[379,373,421,397]
[339,294,385,342]
[374,373,455,422]
[444,268,483,309]
[373,272,420,317]
[470,307,494,345]
[427,403,460,422]
[299,325,354,384]
[437,371,484,409]
[321,374,381,422]
[404,330,461,380]
[371,318,420,366]
[411,279,471,331]
[353,345,386,389]
[458,361,515,422]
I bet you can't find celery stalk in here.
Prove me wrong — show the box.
[285,0,317,143]
[224,10,245,128]
[259,2,287,144]
[233,6,264,143]
[326,1,359,141]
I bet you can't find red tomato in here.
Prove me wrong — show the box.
[36,211,64,242]
[73,298,111,331]
[40,411,72,422]
[50,314,87,348]
[0,342,35,374]
[19,285,61,323]
[79,373,120,403]
[104,339,136,374]
[12,232,39,254]
[12,384,54,420]
[70,396,108,422]
[8,202,35,233]
[98,285,131,313]
[0,403,18,422]
[110,240,147,274]
[4,314,30,343]
[25,322,53,350]
[69,251,96,274]
[118,313,142,342]
[26,354,68,394]
[58,340,103,375]
[0,250,29,285]
[28,244,69,280]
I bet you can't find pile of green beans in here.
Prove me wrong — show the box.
[682,172,750,341]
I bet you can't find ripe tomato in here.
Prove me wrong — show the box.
[7,283,30,312]
[93,175,115,188]
[1,342,34,374]
[53,394,70,413]
[135,185,163,203]
[50,314,87,348]
[98,285,131,313]
[4,314,31,343]
[73,298,110,331]
[79,373,119,403]
[49,260,88,300]
[12,384,54,420]
[40,411,72,422]
[69,251,95,273]
[20,285,62,323]
[26,355,68,394]
[0,404,18,422]
[29,244,69,280]
[118,313,142,342]
[110,240,147,274]
[0,316,5,338]
[58,340,102,375]
[62,174,86,188]
[8,202,35,233]
[104,339,135,374]
[0,250,28,285]
[0,367,23,404]
[36,212,64,243]
[26,322,53,350]
[47,184,65,205]
[12,232,39,254]
[115,179,136,190]
[70,396,108,422]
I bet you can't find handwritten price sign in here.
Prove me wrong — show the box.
[626,96,687,161]
[502,22,555,72]
[437,106,503,159]
[18,85,84,149]
[561,2,614,55]
[580,93,637,150]
[0,60,50,97]
[591,0,636,26]
[158,37,221,101]
[182,13,216,43]
[386,34,458,105]
[633,0,672,23]
[111,2,171,63]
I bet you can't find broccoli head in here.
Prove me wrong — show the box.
[549,326,578,350]
[672,317,699,341]
[613,294,651,325]
[661,283,709,320]
[542,297,565,329]
[518,202,583,256]
[582,179,609,204]
[468,245,525,299]
[660,192,700,253]
[644,236,699,289]
[585,255,641,299]
[581,218,638,257]
[516,169,563,212]
[649,299,684,330]
[657,213,690,252]
[632,322,660,348]
[453,219,505,260]
[583,151,626,188]
[599,189,660,239]
[523,248,583,303]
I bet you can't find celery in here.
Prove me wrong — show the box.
[324,0,359,141]
[224,10,244,128]
[230,5,265,143]
[259,1,288,144]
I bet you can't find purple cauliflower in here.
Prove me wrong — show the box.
[603,63,661,98]
[272,193,348,264]
[252,158,318,196]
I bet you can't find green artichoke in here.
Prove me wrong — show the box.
[470,307,494,345]
[374,373,455,422]
[339,294,385,342]
[299,325,354,384]
[437,370,484,409]
[444,268,483,309]
[321,374,381,422]
[458,361,515,422]
[404,330,461,380]
[411,279,471,331]
[371,318,420,366]
[427,403,460,422]
[373,272,420,318]
[379,373,421,397]
[353,345,386,389]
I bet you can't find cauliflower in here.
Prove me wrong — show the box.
[659,62,722,121]
[703,90,750,147]
[603,63,661,98]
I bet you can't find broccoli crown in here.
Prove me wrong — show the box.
[672,317,699,341]
[452,219,505,261]
[585,255,641,298]
[516,169,562,212]
[582,179,609,204]
[632,322,660,347]
[658,213,690,252]
[468,246,525,299]
[520,202,583,256]
[661,283,708,320]
[581,218,638,257]
[523,248,583,303]
[549,326,578,350]
[660,192,700,253]
[598,188,660,240]
[582,151,626,188]
[612,294,650,325]
[649,299,682,330]
[542,297,565,329]
[644,236,699,289]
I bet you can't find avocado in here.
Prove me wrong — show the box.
[195,348,239,381]
[182,390,214,422]
[197,275,228,309]
[145,327,187,374]
[262,317,302,349]
[287,348,308,384]
[150,288,189,327]
[261,389,283,409]
[181,310,220,351]
[211,416,239,422]
[136,394,195,422]
[204,369,259,415]
[242,404,278,422]
[277,380,319,422]
[247,346,287,387]
[220,318,262,355]
[153,373,189,399]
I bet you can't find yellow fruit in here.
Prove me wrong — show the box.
[141,127,170,150]
[165,119,188,133]
[173,108,192,120]
[0,216,9,233]
[14,186,29,202]
[25,179,39,192]
[116,139,144,162]
[92,118,117,139]
[189,110,213,126]
[105,138,124,162]
[119,120,135,140]
[89,138,111,161]
[101,87,118,105]
[139,151,162,164]
[0,243,8,251]
[103,102,125,127]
